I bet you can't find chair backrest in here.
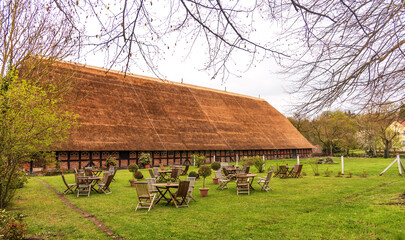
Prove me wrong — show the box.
[103,174,114,189]
[292,164,299,172]
[159,164,165,170]
[220,162,228,168]
[75,172,85,184]
[245,166,250,174]
[171,169,179,179]
[84,167,93,177]
[74,168,78,174]
[222,167,229,176]
[135,182,150,198]
[177,168,182,176]
[271,165,276,172]
[236,174,248,184]
[177,181,190,198]
[145,178,157,192]
[296,165,303,174]
[265,171,273,182]
[149,169,155,178]
[101,172,110,184]
[108,166,115,175]
[186,177,196,192]
[61,173,70,187]
[153,167,159,176]
[215,170,223,180]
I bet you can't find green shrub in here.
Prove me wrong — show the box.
[347,172,353,178]
[324,168,332,177]
[211,162,221,171]
[188,171,199,179]
[360,169,368,178]
[336,171,343,177]
[191,154,206,167]
[128,164,139,173]
[105,156,117,168]
[0,209,28,239]
[134,171,144,180]
[198,165,212,188]
[139,152,152,166]
[253,156,265,173]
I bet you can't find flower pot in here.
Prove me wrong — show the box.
[129,179,136,187]
[199,188,209,197]
[144,164,150,168]
[212,177,219,185]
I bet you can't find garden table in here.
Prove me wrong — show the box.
[152,183,179,205]
[158,170,172,182]
[88,176,102,192]
[236,173,257,190]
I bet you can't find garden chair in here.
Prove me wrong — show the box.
[169,181,190,208]
[74,168,79,174]
[170,168,180,182]
[109,166,118,182]
[61,173,76,195]
[76,174,92,197]
[153,167,159,177]
[135,182,156,211]
[181,164,189,176]
[271,165,280,178]
[220,162,228,169]
[145,178,160,199]
[236,174,250,195]
[159,164,165,171]
[288,164,303,178]
[278,166,289,179]
[97,173,114,194]
[215,170,230,190]
[245,166,250,174]
[149,168,157,178]
[186,177,196,203]
[222,167,235,180]
[84,167,93,177]
[257,171,273,192]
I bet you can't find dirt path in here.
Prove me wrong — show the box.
[36,178,124,240]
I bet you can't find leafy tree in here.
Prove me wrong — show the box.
[0,69,76,208]
[311,111,357,155]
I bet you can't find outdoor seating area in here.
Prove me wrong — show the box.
[62,166,117,197]
[272,164,303,179]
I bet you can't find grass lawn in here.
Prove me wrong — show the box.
[9,157,405,239]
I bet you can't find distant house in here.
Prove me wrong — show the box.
[27,61,314,171]
[390,121,405,151]
[313,144,322,154]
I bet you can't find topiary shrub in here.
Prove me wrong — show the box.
[188,171,199,179]
[128,164,139,173]
[211,162,221,171]
[105,156,117,168]
[139,152,152,167]
[198,165,212,188]
[134,171,144,180]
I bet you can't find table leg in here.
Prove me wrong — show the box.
[155,188,169,204]
[249,177,255,190]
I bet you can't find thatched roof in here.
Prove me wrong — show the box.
[52,61,313,152]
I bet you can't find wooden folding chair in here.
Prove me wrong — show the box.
[61,173,76,195]
[76,174,92,197]
[169,181,190,208]
[149,168,156,178]
[215,170,230,190]
[257,171,273,192]
[245,166,250,174]
[236,174,250,195]
[170,168,180,182]
[222,167,235,180]
[289,164,303,178]
[84,167,93,177]
[145,178,160,199]
[186,177,196,203]
[97,173,114,194]
[271,165,280,177]
[278,166,289,179]
[181,165,189,176]
[135,182,156,211]
[159,164,165,171]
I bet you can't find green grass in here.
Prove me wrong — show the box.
[9,157,405,239]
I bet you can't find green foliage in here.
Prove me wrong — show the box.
[128,164,138,173]
[211,162,221,171]
[133,171,144,180]
[336,171,343,177]
[0,209,28,239]
[0,69,76,208]
[347,172,353,178]
[242,157,254,167]
[360,169,368,178]
[191,154,206,167]
[105,156,117,167]
[188,171,199,179]
[198,165,212,188]
[139,152,151,166]
[324,168,332,177]
[252,156,265,173]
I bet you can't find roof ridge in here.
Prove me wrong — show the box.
[57,59,265,101]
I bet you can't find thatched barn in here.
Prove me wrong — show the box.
[31,61,313,170]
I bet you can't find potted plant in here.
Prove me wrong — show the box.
[211,162,221,184]
[188,171,199,179]
[198,165,212,197]
[105,156,117,169]
[139,152,152,168]
[133,171,144,181]
[128,163,139,187]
